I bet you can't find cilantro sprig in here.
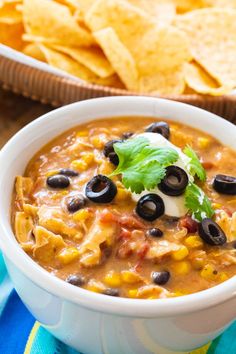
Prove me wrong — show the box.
[184,145,206,182]
[110,137,179,193]
[185,182,214,222]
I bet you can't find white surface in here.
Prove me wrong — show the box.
[0,97,236,353]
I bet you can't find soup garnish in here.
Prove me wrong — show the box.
[12,117,236,299]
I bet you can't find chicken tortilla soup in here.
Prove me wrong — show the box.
[12,117,236,299]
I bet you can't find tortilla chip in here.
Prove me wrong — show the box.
[23,43,47,62]
[49,44,114,78]
[0,0,22,23]
[23,0,94,47]
[175,8,236,88]
[128,0,176,25]
[86,0,191,77]
[26,44,100,82]
[139,67,186,95]
[174,0,207,13]
[0,21,24,49]
[90,73,125,89]
[206,0,236,7]
[184,62,232,96]
[94,27,139,91]
[74,0,96,14]
[55,0,80,12]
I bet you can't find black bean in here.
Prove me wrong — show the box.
[158,165,188,196]
[147,228,163,238]
[103,139,123,166]
[85,174,117,203]
[47,174,70,189]
[145,122,170,139]
[122,132,133,139]
[103,288,120,297]
[66,274,85,287]
[59,168,79,177]
[152,271,170,285]
[67,196,86,213]
[198,218,226,246]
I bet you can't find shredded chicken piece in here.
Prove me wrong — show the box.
[136,284,170,299]
[33,226,66,263]
[79,213,116,267]
[15,176,33,207]
[38,206,81,239]
[15,211,34,244]
[146,240,181,261]
[216,211,236,242]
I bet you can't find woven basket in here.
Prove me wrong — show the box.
[0,45,235,123]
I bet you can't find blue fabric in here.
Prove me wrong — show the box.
[0,290,35,353]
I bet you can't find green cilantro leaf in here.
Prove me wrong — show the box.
[184,145,206,182]
[185,182,214,222]
[110,136,179,193]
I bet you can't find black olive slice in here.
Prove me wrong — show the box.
[103,139,123,166]
[152,271,170,285]
[213,174,236,195]
[147,228,163,238]
[145,122,170,139]
[158,165,188,196]
[59,168,79,177]
[136,194,165,221]
[67,196,86,213]
[47,174,70,189]
[85,174,117,203]
[198,218,226,246]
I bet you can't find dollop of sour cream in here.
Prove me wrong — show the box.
[132,132,193,218]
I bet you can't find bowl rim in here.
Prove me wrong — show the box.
[0,96,236,318]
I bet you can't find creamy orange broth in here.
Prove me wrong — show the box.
[12,117,236,299]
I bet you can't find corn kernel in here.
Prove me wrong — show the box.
[76,131,87,137]
[121,270,143,284]
[73,209,91,222]
[212,203,222,210]
[191,258,205,270]
[99,161,113,175]
[115,188,130,202]
[218,272,229,282]
[172,290,187,297]
[51,190,69,200]
[200,264,218,281]
[46,169,59,177]
[172,246,189,261]
[56,247,79,265]
[197,137,210,149]
[90,136,105,149]
[81,152,94,165]
[128,289,138,298]
[184,236,203,249]
[104,271,122,287]
[71,159,87,171]
[174,261,191,275]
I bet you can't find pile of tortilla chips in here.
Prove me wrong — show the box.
[1,0,236,96]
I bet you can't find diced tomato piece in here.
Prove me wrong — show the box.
[137,242,150,260]
[116,241,133,259]
[222,206,233,217]
[100,209,117,223]
[179,215,198,233]
[118,228,132,241]
[202,161,215,170]
[118,215,145,229]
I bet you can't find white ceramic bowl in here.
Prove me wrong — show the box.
[0,97,236,354]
